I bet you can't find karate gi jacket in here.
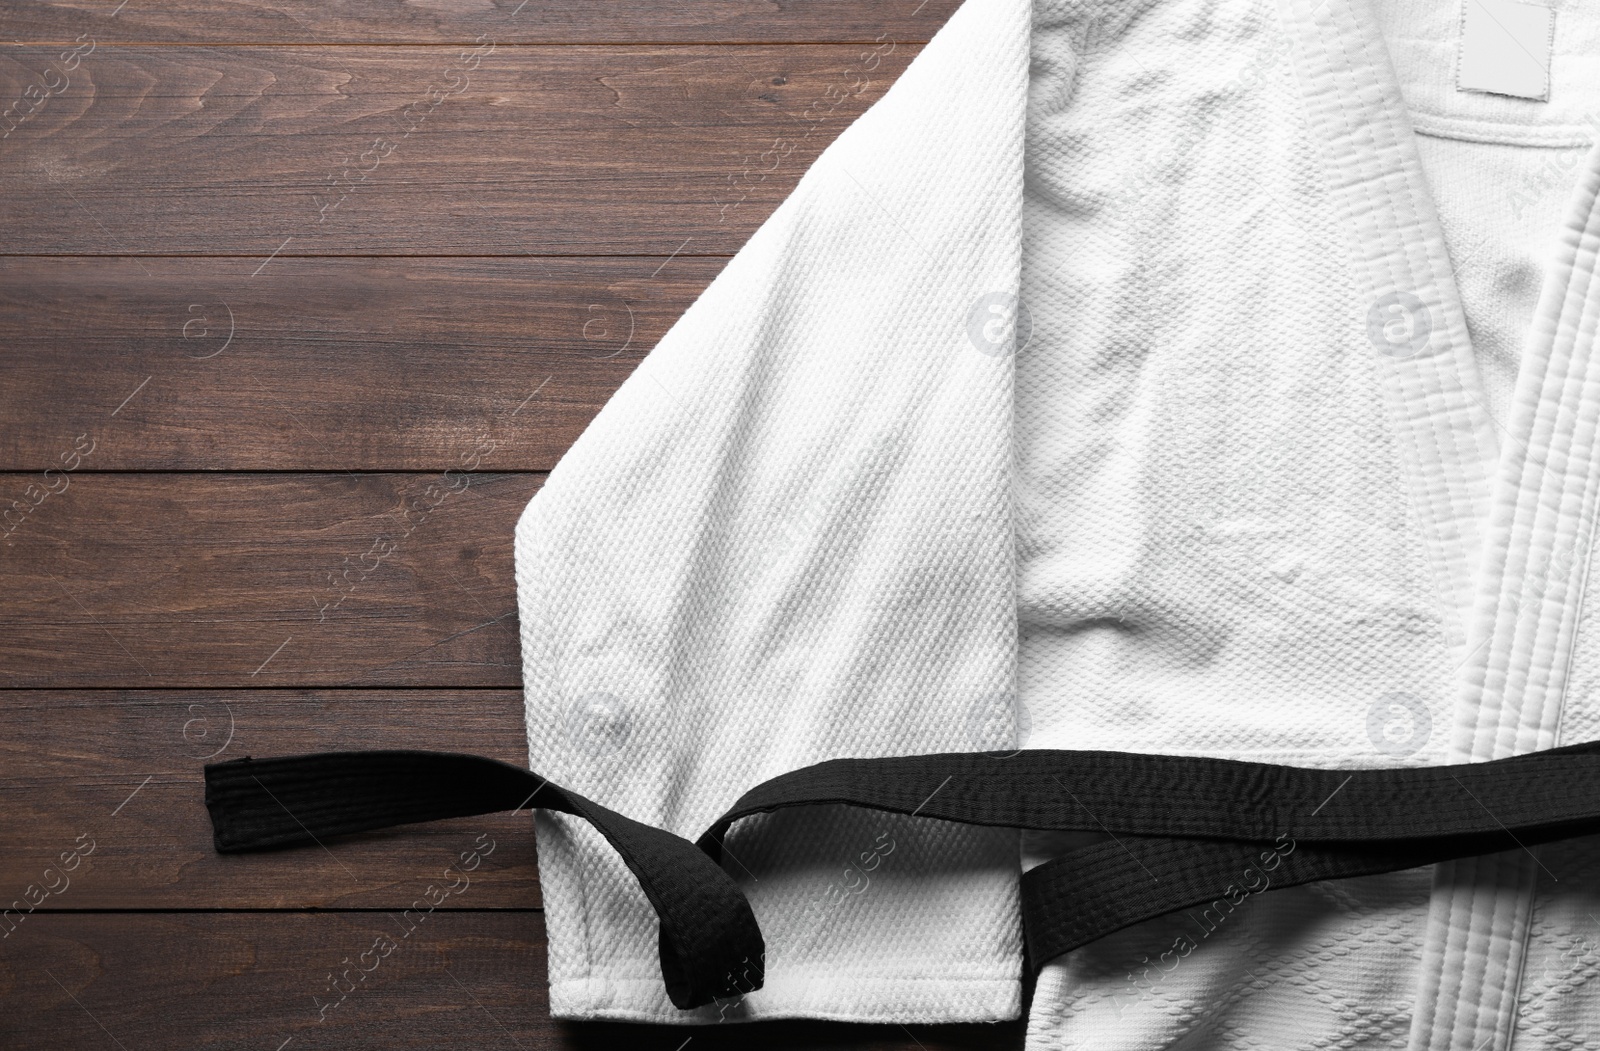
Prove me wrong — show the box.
[508,0,1600,1046]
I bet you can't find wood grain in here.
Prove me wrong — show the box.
[0,44,915,255]
[3,1,958,46]
[0,689,542,909]
[0,472,534,688]
[0,255,717,471]
[0,5,1010,1046]
[0,913,1024,1050]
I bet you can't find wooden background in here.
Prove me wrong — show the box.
[0,1,1028,1048]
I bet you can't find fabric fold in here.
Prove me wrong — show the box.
[1411,132,1600,1051]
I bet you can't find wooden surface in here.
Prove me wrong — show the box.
[0,2,1025,1047]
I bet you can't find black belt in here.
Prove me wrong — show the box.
[203,741,1600,1010]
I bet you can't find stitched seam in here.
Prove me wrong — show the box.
[1441,89,1600,1051]
[1326,0,1484,657]
[1299,0,1501,1046]
[1548,166,1600,750]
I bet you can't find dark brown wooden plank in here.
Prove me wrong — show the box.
[0,913,1024,1050]
[0,44,916,254]
[0,689,543,909]
[0,255,715,471]
[3,1,958,46]
[0,472,534,688]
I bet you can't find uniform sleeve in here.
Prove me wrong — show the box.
[513,0,1034,1023]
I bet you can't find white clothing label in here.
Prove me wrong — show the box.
[1458,0,1555,101]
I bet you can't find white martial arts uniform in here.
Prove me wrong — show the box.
[513,0,1600,1046]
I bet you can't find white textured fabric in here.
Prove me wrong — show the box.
[515,0,1029,1023]
[513,0,1600,1044]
